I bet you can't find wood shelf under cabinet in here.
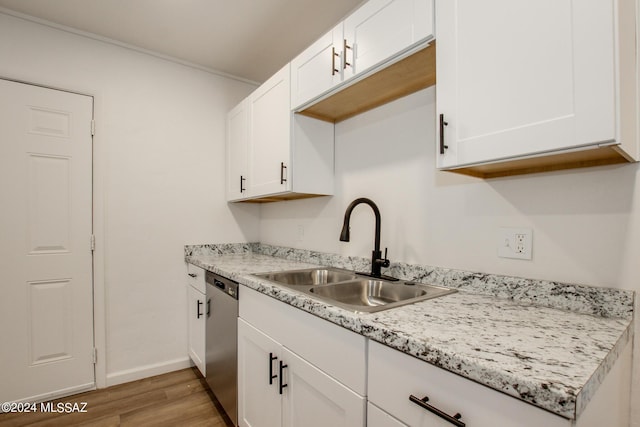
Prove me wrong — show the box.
[445,145,632,179]
[238,193,328,203]
[298,42,436,124]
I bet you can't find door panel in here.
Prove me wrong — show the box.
[0,79,94,403]
[238,319,281,427]
[27,154,71,253]
[282,347,365,427]
[27,279,73,365]
[345,0,433,77]
[248,65,291,197]
[290,24,343,109]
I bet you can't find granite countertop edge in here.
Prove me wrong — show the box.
[185,246,634,420]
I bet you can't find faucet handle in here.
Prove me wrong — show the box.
[381,247,390,268]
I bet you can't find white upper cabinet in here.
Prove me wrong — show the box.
[290,24,344,110]
[343,0,433,76]
[436,0,638,177]
[248,64,292,197]
[227,64,334,202]
[291,0,435,112]
[226,99,249,201]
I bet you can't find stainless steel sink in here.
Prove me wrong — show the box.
[254,268,358,286]
[309,279,455,312]
[252,268,456,313]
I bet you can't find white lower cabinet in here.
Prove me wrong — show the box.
[237,319,282,427]
[368,340,632,427]
[367,403,407,427]
[186,264,206,376]
[238,286,366,427]
[368,340,569,427]
[237,285,631,427]
[238,319,365,427]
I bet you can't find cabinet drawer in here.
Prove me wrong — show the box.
[368,341,568,427]
[186,264,206,293]
[240,286,366,395]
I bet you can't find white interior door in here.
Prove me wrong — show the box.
[0,79,95,403]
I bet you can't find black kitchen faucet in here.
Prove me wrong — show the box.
[339,197,395,280]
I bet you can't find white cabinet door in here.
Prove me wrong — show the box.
[248,64,291,197]
[436,0,617,169]
[282,347,366,427]
[291,24,344,109]
[187,284,206,376]
[367,403,407,427]
[226,99,249,201]
[344,0,434,77]
[238,319,282,427]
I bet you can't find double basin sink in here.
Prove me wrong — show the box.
[253,267,456,313]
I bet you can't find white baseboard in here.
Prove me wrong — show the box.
[1,382,96,409]
[105,357,193,387]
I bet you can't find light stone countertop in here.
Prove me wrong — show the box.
[186,250,633,420]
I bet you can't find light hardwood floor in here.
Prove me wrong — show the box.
[0,368,234,426]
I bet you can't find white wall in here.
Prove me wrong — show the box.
[260,87,640,422]
[0,13,260,385]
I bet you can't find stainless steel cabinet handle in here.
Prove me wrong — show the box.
[240,175,246,193]
[280,162,287,185]
[409,395,465,427]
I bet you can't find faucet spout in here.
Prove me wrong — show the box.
[339,198,389,278]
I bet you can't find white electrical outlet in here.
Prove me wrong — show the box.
[498,227,532,260]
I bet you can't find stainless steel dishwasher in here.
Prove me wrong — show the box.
[205,271,238,426]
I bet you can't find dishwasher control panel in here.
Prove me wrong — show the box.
[205,271,239,300]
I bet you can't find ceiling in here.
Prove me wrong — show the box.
[0,0,363,83]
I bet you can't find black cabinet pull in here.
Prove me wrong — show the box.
[206,299,211,318]
[269,353,278,385]
[240,175,246,193]
[188,273,197,278]
[343,39,352,69]
[409,395,465,427]
[196,300,203,319]
[331,47,340,75]
[439,113,449,154]
[280,162,287,185]
[278,360,288,394]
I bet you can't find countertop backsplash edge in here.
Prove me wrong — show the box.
[184,242,634,320]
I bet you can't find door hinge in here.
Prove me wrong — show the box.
[92,348,98,364]
[90,234,95,252]
[91,119,95,136]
